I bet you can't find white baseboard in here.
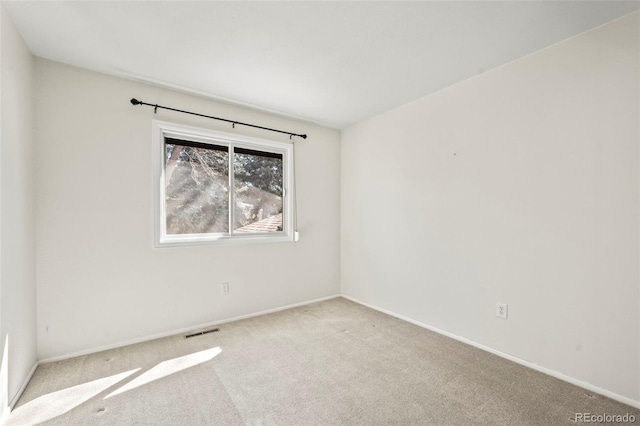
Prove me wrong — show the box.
[3,361,39,422]
[1,407,9,425]
[341,294,640,410]
[39,294,341,364]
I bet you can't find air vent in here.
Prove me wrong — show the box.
[185,328,220,339]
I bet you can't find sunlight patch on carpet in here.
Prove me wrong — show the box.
[9,369,140,424]
[105,347,222,399]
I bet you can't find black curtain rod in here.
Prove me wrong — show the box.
[130,98,307,139]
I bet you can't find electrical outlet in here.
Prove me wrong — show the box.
[496,302,508,319]
[221,282,229,295]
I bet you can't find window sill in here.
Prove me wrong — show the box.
[155,232,295,248]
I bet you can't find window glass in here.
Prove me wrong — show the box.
[165,140,229,234]
[233,148,283,233]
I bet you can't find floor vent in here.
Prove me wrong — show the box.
[185,328,220,339]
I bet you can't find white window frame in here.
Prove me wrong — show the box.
[152,120,295,247]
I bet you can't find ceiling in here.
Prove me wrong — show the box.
[4,1,639,129]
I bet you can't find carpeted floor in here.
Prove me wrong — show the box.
[8,297,639,425]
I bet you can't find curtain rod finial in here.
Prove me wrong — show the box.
[301,134,307,139]
[130,98,141,105]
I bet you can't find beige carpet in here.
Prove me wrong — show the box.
[8,297,639,425]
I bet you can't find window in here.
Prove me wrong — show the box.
[153,120,294,247]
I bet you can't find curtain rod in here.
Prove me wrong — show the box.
[130,98,307,140]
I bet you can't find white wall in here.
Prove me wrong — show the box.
[341,12,640,403]
[35,59,341,360]
[0,2,37,413]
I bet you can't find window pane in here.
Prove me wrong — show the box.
[233,149,283,233]
[165,141,229,234]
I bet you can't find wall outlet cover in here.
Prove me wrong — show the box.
[496,302,508,319]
